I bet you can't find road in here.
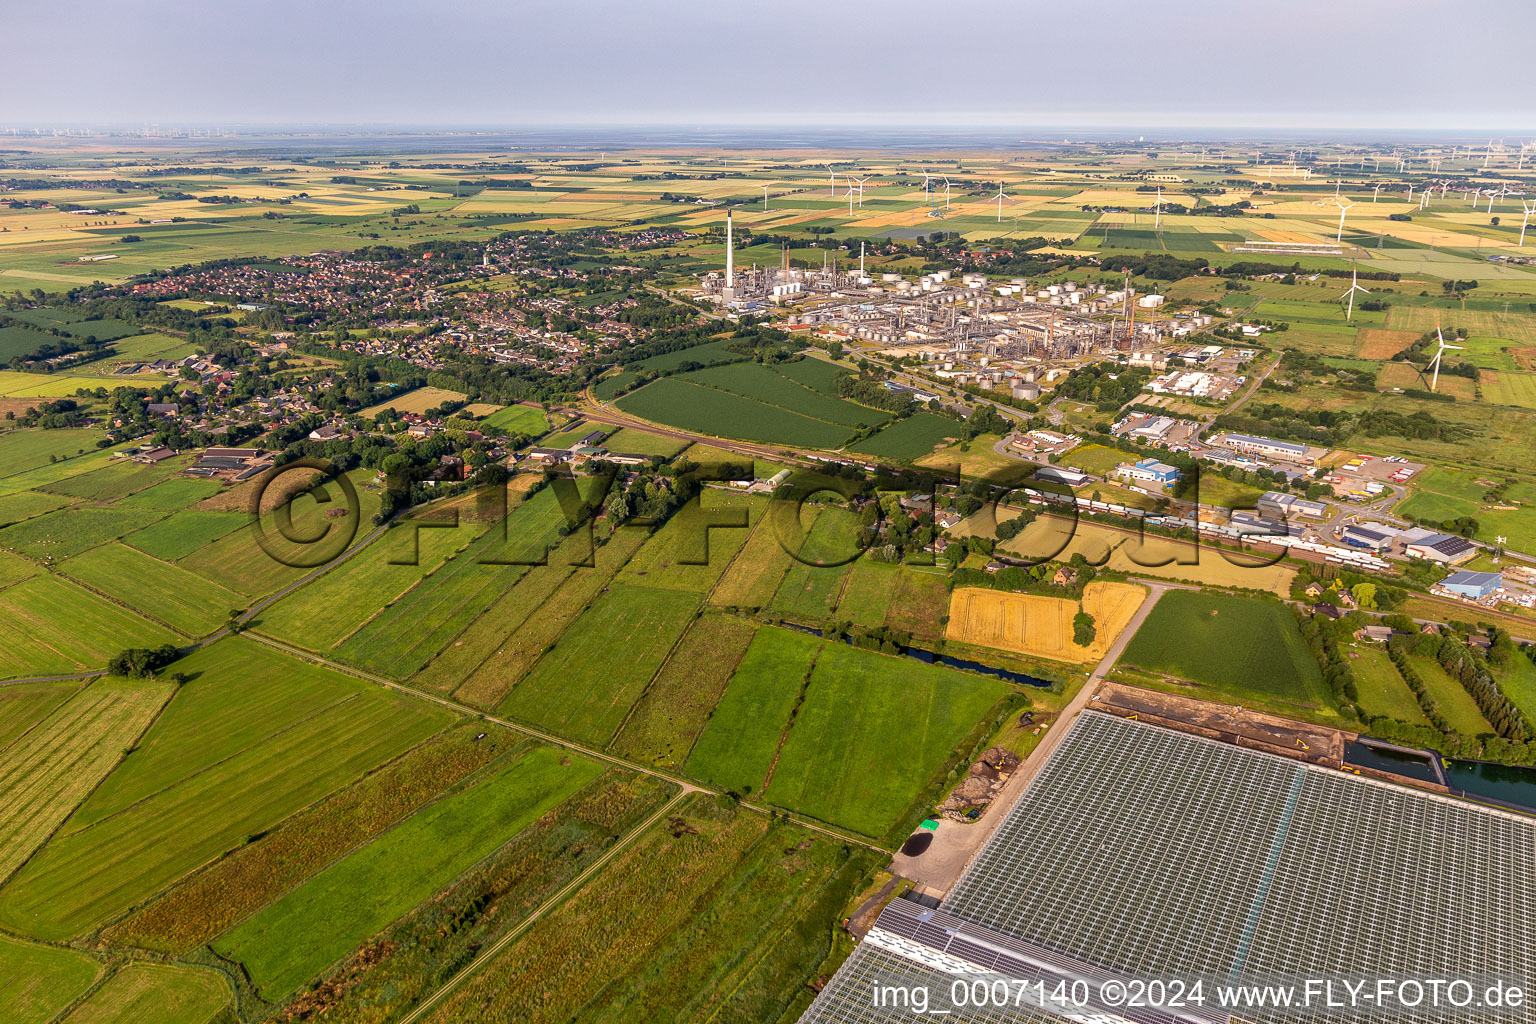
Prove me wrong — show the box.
[887,580,1172,895]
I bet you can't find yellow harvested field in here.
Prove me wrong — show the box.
[945,581,1144,664]
[360,385,468,417]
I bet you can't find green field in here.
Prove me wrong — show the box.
[608,612,758,768]
[477,403,549,435]
[58,962,229,1024]
[38,458,179,503]
[0,429,110,486]
[768,506,863,623]
[1116,591,1333,710]
[115,475,225,510]
[0,489,70,529]
[0,504,164,560]
[617,376,853,449]
[616,491,758,592]
[417,793,879,1024]
[1408,655,1494,737]
[1349,645,1431,725]
[682,361,887,428]
[1398,465,1536,552]
[0,575,179,679]
[121,509,246,561]
[0,679,171,885]
[601,426,687,456]
[58,542,245,635]
[256,520,473,650]
[277,770,677,1023]
[1494,655,1536,720]
[0,640,452,939]
[763,642,1011,840]
[501,583,699,746]
[0,933,101,1024]
[217,745,604,1000]
[335,495,578,676]
[684,626,821,795]
[848,413,960,460]
[0,679,81,750]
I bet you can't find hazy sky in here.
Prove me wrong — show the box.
[5,0,1533,131]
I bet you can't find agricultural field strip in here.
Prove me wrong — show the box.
[241,631,889,853]
[0,682,170,883]
[396,788,692,1024]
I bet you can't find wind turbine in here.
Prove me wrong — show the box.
[942,175,952,210]
[1372,184,1381,202]
[919,168,933,203]
[762,184,771,211]
[1520,199,1535,247]
[1334,198,1356,244]
[829,165,836,197]
[1427,328,1463,393]
[1340,266,1370,320]
[854,174,872,207]
[993,182,1010,222]
[1153,186,1164,229]
[845,176,856,216]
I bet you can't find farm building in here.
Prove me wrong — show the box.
[798,712,1536,1024]
[1438,570,1503,601]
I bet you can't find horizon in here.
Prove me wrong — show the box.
[6,0,1533,130]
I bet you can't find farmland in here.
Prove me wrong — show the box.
[848,413,959,460]
[762,642,1013,840]
[0,575,179,679]
[0,933,101,1024]
[0,679,171,883]
[1407,655,1494,738]
[1349,645,1431,725]
[0,639,453,939]
[58,962,229,1024]
[107,724,517,954]
[217,744,605,1000]
[419,794,880,1024]
[58,541,245,635]
[609,612,758,768]
[684,626,820,796]
[500,583,699,746]
[946,581,1146,665]
[616,376,853,448]
[1115,590,1334,713]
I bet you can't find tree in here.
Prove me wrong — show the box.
[1072,609,1097,646]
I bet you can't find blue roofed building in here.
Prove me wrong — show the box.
[1438,570,1503,601]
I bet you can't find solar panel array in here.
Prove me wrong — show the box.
[800,712,1536,1024]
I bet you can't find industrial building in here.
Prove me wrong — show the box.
[1115,457,1181,485]
[1341,524,1393,551]
[1219,432,1314,464]
[1438,570,1504,601]
[1403,531,1478,564]
[799,712,1536,1024]
[1256,490,1329,521]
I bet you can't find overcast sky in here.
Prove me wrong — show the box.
[5,0,1532,132]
